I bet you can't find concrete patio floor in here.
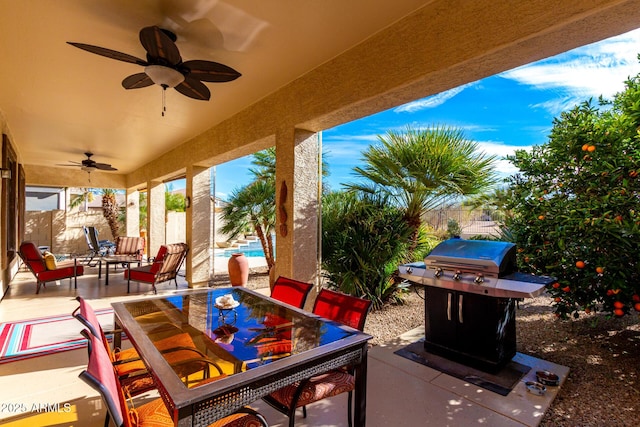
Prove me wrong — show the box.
[0,261,567,426]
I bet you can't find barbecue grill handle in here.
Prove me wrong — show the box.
[447,293,452,321]
[458,294,464,323]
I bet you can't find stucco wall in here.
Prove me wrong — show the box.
[24,210,111,254]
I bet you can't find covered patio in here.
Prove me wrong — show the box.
[3,1,640,293]
[0,1,637,426]
[0,265,567,426]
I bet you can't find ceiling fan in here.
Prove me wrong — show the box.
[67,25,241,103]
[58,152,118,173]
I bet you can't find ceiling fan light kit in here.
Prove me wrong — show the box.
[144,65,185,88]
[67,25,241,115]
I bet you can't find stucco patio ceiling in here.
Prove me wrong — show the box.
[2,0,640,188]
[0,0,427,175]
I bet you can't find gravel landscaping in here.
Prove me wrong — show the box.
[213,268,640,426]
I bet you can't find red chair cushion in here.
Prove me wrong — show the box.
[270,277,313,308]
[150,245,168,274]
[312,289,372,331]
[19,241,46,273]
[37,264,84,281]
[125,265,154,283]
[268,370,355,408]
[131,398,264,427]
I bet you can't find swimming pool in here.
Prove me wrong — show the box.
[215,240,273,258]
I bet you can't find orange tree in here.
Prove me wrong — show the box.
[504,71,640,319]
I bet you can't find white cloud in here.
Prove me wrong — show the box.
[500,28,640,104]
[394,83,475,113]
[475,141,533,176]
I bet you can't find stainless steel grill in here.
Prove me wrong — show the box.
[398,238,557,371]
[399,239,553,299]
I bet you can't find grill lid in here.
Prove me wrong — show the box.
[424,239,516,277]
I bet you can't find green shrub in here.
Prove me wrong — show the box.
[321,191,413,308]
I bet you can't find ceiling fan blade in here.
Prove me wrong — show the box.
[139,26,181,66]
[182,60,241,82]
[67,42,147,66]
[94,163,118,171]
[175,77,211,101]
[122,73,154,89]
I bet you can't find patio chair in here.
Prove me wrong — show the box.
[73,296,225,395]
[18,241,84,294]
[113,235,145,261]
[78,329,269,427]
[262,288,372,427]
[124,243,188,294]
[83,226,115,266]
[270,276,314,309]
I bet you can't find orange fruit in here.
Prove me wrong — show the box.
[538,215,545,220]
[596,266,604,274]
[613,308,624,317]
[562,286,571,292]
[613,301,625,309]
[554,297,562,303]
[587,145,596,152]
[634,303,640,312]
[630,170,638,178]
[552,282,560,289]
[607,289,614,296]
[615,215,623,222]
[575,260,586,269]
[633,294,640,303]
[581,143,590,151]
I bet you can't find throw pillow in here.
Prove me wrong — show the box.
[43,251,57,270]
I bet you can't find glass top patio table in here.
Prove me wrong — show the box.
[112,287,372,426]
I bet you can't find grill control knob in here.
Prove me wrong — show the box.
[453,270,461,281]
[474,274,485,284]
[434,268,443,278]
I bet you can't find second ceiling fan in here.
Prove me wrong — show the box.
[68,26,241,102]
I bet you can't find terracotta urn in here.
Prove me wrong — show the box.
[228,253,249,286]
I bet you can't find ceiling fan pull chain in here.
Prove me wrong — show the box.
[162,86,166,117]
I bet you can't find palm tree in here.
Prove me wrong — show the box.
[220,180,276,271]
[68,188,95,211]
[101,189,120,239]
[346,125,498,252]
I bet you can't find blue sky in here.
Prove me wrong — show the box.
[210,28,640,200]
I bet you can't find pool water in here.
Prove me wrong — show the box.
[215,240,272,258]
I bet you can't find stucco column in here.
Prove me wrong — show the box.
[186,165,211,287]
[274,128,320,286]
[125,189,140,237]
[147,180,165,257]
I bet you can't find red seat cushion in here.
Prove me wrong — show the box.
[131,398,264,427]
[125,265,154,282]
[37,264,84,281]
[268,370,355,408]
